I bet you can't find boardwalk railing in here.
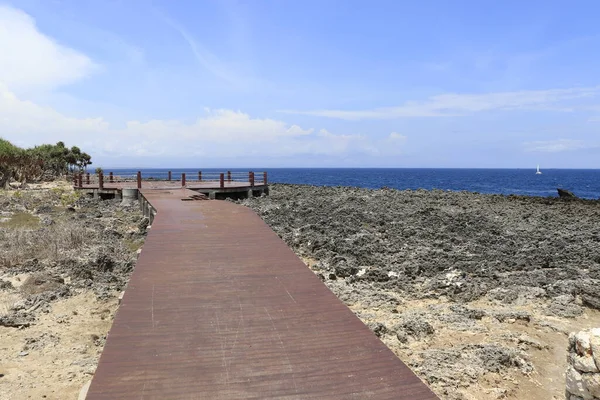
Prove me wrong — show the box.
[74,170,267,189]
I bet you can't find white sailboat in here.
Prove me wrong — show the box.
[536,164,542,175]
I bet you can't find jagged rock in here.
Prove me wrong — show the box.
[558,188,578,199]
[518,335,548,350]
[34,205,53,214]
[492,310,531,323]
[589,333,600,371]
[367,322,388,337]
[566,366,588,399]
[0,313,34,328]
[0,280,13,290]
[579,282,600,310]
[571,353,599,373]
[567,329,600,399]
[449,305,487,320]
[333,259,357,278]
[574,331,594,356]
[396,331,408,343]
[395,315,435,340]
[546,295,584,318]
[582,372,600,398]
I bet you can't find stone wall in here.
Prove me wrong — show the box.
[566,328,600,400]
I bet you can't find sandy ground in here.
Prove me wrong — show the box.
[0,290,117,400]
[0,181,145,400]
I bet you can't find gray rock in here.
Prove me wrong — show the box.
[518,335,548,350]
[492,310,531,323]
[333,259,357,278]
[546,296,584,318]
[582,372,600,398]
[367,322,388,338]
[558,188,577,199]
[565,366,588,399]
[395,315,435,340]
[589,333,600,372]
[579,282,600,310]
[570,353,599,373]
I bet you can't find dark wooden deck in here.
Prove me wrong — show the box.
[85,189,438,399]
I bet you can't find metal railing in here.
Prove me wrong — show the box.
[74,170,267,189]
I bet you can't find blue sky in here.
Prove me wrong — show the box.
[1,0,599,168]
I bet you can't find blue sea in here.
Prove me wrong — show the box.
[105,168,600,199]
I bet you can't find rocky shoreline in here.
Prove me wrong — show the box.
[2,182,599,399]
[242,184,600,400]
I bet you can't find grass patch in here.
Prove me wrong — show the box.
[124,238,143,252]
[0,222,88,269]
[50,187,82,206]
[0,212,40,229]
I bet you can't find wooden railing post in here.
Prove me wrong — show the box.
[78,173,83,188]
[227,170,231,183]
[220,173,224,189]
[86,173,90,185]
[137,171,142,189]
[198,171,202,182]
[168,171,172,181]
[181,173,186,187]
[72,174,77,187]
[263,171,268,185]
[249,171,255,187]
[109,172,114,183]
[99,172,104,190]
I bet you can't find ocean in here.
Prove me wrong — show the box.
[106,168,600,199]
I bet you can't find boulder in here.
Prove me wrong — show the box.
[582,372,600,398]
[571,353,599,373]
[558,188,578,199]
[566,366,589,399]
[590,334,600,371]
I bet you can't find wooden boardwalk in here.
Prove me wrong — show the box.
[85,189,438,399]
[78,181,263,190]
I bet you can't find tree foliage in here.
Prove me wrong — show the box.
[0,138,93,188]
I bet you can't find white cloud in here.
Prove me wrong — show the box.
[280,86,600,120]
[0,2,403,165]
[389,132,407,142]
[0,5,98,91]
[0,84,404,161]
[0,83,107,135]
[523,139,586,153]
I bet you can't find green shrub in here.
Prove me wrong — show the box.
[0,138,93,187]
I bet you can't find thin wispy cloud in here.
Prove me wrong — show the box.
[280,86,600,120]
[523,139,587,153]
[159,14,245,87]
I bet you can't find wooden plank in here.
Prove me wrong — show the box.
[86,189,438,399]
